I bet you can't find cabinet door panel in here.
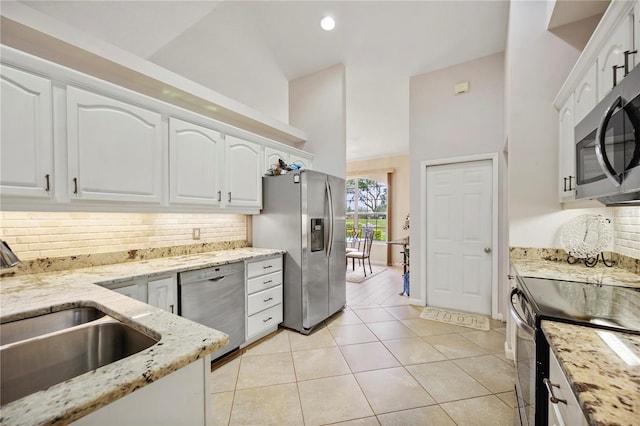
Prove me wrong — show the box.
[147,277,177,314]
[0,65,53,197]
[225,135,262,207]
[558,94,575,201]
[289,153,313,170]
[598,15,634,101]
[169,118,222,205]
[67,87,162,202]
[573,64,597,125]
[113,283,144,301]
[264,147,289,172]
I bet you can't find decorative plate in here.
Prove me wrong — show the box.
[560,214,612,259]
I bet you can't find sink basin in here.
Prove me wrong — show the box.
[1,306,106,345]
[0,318,158,406]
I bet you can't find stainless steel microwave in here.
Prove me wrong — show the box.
[575,64,640,205]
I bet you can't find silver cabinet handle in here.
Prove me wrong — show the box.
[263,280,273,285]
[72,177,78,194]
[543,378,567,405]
[169,304,174,314]
[217,191,221,202]
[228,192,231,202]
[263,297,273,303]
[262,316,273,323]
[45,174,50,192]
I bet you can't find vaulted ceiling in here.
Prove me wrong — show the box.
[20,1,510,161]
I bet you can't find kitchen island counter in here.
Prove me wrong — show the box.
[542,320,640,426]
[0,247,283,425]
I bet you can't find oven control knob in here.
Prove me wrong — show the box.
[484,247,492,254]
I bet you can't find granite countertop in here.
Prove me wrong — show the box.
[542,321,640,425]
[510,258,640,288]
[0,247,283,425]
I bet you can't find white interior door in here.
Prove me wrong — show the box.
[426,160,493,315]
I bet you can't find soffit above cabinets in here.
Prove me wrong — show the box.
[547,0,610,30]
[0,5,307,145]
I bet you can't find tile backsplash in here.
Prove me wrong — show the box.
[614,207,640,259]
[0,212,247,260]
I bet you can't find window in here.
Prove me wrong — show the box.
[346,177,387,241]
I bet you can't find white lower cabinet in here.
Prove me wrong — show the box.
[245,255,283,343]
[109,275,177,314]
[73,355,212,425]
[547,349,588,426]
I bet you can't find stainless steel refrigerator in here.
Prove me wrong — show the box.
[252,170,346,334]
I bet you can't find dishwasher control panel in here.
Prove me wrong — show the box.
[179,262,244,285]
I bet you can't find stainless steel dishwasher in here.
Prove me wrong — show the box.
[178,262,245,360]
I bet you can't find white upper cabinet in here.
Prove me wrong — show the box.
[558,94,576,201]
[67,86,163,203]
[0,65,53,198]
[224,135,262,208]
[169,118,223,206]
[264,146,289,172]
[289,152,313,170]
[597,13,634,101]
[573,63,598,125]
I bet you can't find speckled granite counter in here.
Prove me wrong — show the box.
[542,321,640,426]
[0,247,283,425]
[510,258,640,288]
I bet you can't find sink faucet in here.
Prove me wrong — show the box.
[0,239,21,268]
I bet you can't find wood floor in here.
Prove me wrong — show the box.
[346,265,410,308]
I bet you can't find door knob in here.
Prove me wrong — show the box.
[484,247,492,254]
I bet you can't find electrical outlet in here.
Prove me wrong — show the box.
[192,228,200,240]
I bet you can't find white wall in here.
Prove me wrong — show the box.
[149,1,289,123]
[409,52,506,305]
[507,1,609,249]
[289,64,347,179]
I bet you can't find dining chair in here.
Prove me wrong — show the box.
[346,228,374,276]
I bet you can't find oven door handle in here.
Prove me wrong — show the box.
[509,287,535,340]
[595,95,623,187]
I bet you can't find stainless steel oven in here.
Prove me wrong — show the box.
[509,275,640,426]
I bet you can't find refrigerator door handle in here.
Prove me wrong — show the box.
[326,179,334,258]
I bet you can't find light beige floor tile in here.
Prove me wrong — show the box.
[494,326,507,335]
[229,382,303,426]
[339,342,401,372]
[382,338,447,365]
[327,309,364,328]
[440,395,514,426]
[366,320,418,340]
[494,351,516,366]
[211,391,234,426]
[461,330,508,353]
[497,390,517,409]
[329,324,379,346]
[298,375,374,425]
[355,367,436,414]
[377,405,457,426]
[384,305,424,320]
[242,330,290,357]
[454,354,515,393]
[235,352,296,389]
[289,327,337,352]
[330,416,381,425]
[292,346,351,381]
[406,360,491,403]
[401,318,473,336]
[423,333,489,359]
[210,357,240,393]
[353,307,397,323]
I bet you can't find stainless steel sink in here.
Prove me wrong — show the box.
[1,306,106,345]
[0,310,158,406]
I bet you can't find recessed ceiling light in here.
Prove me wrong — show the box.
[320,16,335,31]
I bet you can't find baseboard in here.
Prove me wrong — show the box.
[409,297,426,306]
[504,341,514,361]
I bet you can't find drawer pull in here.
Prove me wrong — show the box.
[263,297,273,303]
[543,378,567,405]
[263,265,273,269]
[263,280,273,285]
[45,174,51,192]
[263,316,273,323]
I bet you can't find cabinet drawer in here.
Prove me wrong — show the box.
[247,304,282,338]
[247,285,282,316]
[547,350,588,426]
[247,270,282,294]
[247,256,282,278]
